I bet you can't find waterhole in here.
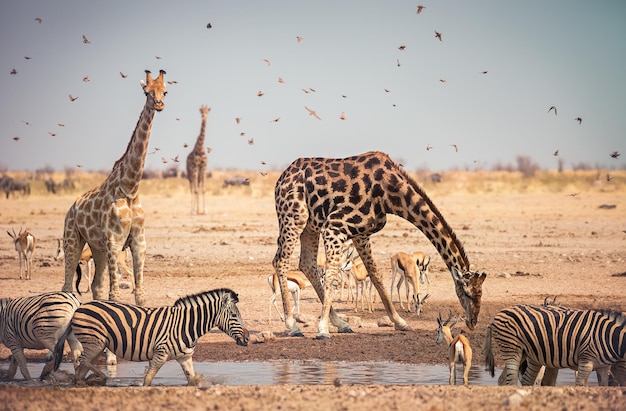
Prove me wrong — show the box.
[4,360,585,387]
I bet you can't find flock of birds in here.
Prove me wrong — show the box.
[7,7,622,171]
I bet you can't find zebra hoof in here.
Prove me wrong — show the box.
[315,333,331,340]
[338,327,354,334]
[289,330,305,337]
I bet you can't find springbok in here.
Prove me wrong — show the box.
[268,271,311,322]
[390,251,431,313]
[349,256,374,313]
[436,310,473,386]
[55,239,133,293]
[7,228,36,280]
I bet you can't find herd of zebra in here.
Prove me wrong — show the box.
[0,289,249,386]
[1,288,624,386]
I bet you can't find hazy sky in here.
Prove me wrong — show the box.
[1,1,625,173]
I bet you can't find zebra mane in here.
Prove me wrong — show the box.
[598,308,626,326]
[173,288,238,307]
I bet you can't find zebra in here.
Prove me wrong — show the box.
[71,288,249,386]
[0,292,81,381]
[485,304,626,386]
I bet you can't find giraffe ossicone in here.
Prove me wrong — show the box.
[272,151,487,339]
[61,69,167,306]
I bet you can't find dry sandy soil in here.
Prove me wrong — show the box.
[0,175,625,410]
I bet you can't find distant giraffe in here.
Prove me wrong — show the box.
[186,105,210,214]
[272,151,486,339]
[61,70,167,305]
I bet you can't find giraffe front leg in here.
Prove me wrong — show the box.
[90,249,109,301]
[129,217,147,306]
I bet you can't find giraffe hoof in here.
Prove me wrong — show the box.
[395,323,412,331]
[338,327,354,334]
[315,333,331,340]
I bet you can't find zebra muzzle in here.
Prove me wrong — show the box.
[236,328,250,346]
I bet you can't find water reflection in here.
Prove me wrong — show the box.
[3,360,585,387]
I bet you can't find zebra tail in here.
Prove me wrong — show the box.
[52,326,71,373]
[74,264,83,296]
[485,324,495,377]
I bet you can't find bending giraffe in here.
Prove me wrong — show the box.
[61,70,167,305]
[272,151,486,339]
[186,105,210,215]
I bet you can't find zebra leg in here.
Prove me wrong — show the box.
[177,355,201,386]
[8,347,32,380]
[144,351,169,386]
[576,361,594,386]
[595,366,610,386]
[520,360,543,385]
[104,349,117,365]
[540,367,559,386]
[74,339,107,385]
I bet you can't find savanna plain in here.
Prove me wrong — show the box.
[0,169,625,410]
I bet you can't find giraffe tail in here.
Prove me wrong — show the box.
[74,264,83,296]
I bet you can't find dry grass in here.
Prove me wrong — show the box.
[3,169,625,199]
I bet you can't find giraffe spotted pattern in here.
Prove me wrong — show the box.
[273,151,486,339]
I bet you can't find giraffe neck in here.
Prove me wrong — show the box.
[193,116,207,154]
[386,171,470,272]
[107,101,156,198]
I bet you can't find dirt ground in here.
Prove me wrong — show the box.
[0,178,625,410]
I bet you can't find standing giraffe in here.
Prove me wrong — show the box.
[186,105,210,214]
[272,151,486,339]
[61,70,167,305]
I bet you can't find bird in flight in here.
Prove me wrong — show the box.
[58,123,65,127]
[568,193,580,197]
[48,131,57,137]
[167,80,178,85]
[481,71,488,74]
[397,59,401,67]
[610,151,620,159]
[10,68,17,75]
[398,45,406,51]
[120,72,127,78]
[69,94,78,101]
[12,136,20,141]
[235,117,242,124]
[257,90,264,97]
[548,106,557,115]
[417,5,425,14]
[207,147,212,153]
[155,56,162,59]
[35,17,43,24]
[426,144,433,151]
[24,56,31,60]
[305,106,321,120]
[82,35,90,44]
[278,77,285,84]
[553,149,559,156]
[82,75,89,82]
[451,144,458,152]
[296,36,303,43]
[172,155,179,163]
[435,31,442,42]
[271,117,280,122]
[248,138,254,145]
[161,157,168,164]
[439,79,447,83]
[575,117,582,124]
[263,58,270,67]
[606,174,613,182]
[206,22,212,29]
[339,112,346,120]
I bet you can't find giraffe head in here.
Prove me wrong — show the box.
[451,268,486,331]
[200,105,210,120]
[142,70,167,111]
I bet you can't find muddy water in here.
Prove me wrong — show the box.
[6,360,585,387]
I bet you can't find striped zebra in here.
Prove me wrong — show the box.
[71,288,249,386]
[0,291,81,380]
[485,304,626,386]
